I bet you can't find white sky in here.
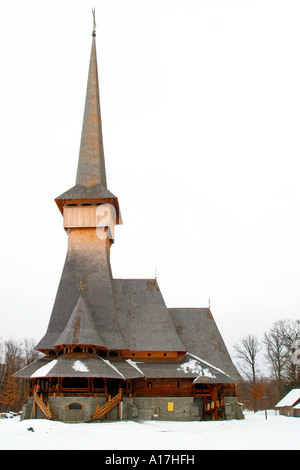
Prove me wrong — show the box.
[0,0,299,368]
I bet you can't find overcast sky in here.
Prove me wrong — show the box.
[1,0,299,368]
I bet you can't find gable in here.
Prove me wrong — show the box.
[169,308,240,380]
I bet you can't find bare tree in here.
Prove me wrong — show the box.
[0,338,24,412]
[2,338,24,375]
[234,334,261,412]
[23,338,41,365]
[264,322,289,398]
[278,319,300,388]
[0,337,40,412]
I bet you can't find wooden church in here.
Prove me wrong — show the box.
[15,19,243,423]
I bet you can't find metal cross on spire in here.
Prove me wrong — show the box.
[92,8,96,37]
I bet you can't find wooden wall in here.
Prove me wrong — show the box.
[132,378,194,397]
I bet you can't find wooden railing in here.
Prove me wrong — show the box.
[91,389,123,421]
[30,389,59,420]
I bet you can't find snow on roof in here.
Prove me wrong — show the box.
[72,360,89,373]
[100,358,125,379]
[178,357,216,380]
[125,359,144,376]
[31,359,57,378]
[187,352,237,382]
[275,389,300,408]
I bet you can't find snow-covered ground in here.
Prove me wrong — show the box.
[0,410,299,450]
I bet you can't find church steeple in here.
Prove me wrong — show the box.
[34,14,126,354]
[76,27,107,188]
[55,15,121,223]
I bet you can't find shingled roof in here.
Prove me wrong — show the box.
[14,352,237,384]
[113,279,186,352]
[35,236,127,352]
[56,184,117,203]
[15,355,126,379]
[54,36,120,221]
[169,308,240,380]
[35,274,240,380]
[53,296,106,348]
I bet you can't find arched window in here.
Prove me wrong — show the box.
[67,402,84,410]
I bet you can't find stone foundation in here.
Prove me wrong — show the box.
[21,395,244,422]
[22,396,108,423]
[124,397,199,421]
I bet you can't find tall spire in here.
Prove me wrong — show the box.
[55,11,121,223]
[76,12,106,188]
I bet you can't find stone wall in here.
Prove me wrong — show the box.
[21,396,107,423]
[224,397,244,420]
[123,397,200,421]
[21,395,243,422]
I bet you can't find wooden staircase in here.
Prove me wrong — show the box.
[91,389,123,421]
[31,389,59,420]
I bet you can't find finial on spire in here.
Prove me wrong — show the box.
[92,8,96,37]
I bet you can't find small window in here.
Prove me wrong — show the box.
[73,346,83,353]
[97,350,107,357]
[148,381,152,388]
[109,351,118,357]
[67,402,84,410]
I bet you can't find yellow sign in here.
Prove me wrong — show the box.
[168,402,173,412]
